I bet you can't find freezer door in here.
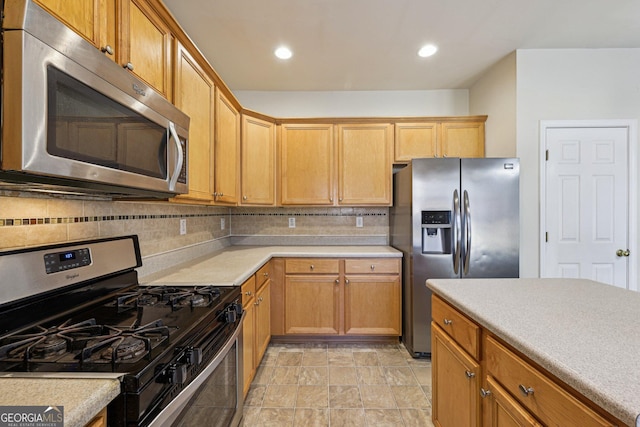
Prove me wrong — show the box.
[461,158,519,278]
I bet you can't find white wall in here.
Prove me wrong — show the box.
[516,48,640,279]
[233,90,469,117]
[469,52,517,157]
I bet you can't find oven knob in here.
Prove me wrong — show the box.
[185,347,203,365]
[233,302,243,316]
[225,306,237,323]
[167,364,187,385]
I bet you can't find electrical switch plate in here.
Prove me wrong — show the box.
[356,216,363,228]
[179,218,187,235]
[288,217,296,228]
[221,218,225,230]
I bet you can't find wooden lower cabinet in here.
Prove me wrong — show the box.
[241,263,271,397]
[483,376,542,427]
[279,257,401,338]
[84,408,107,427]
[432,323,481,427]
[431,295,621,427]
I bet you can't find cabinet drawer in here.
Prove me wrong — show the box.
[285,258,339,274]
[344,258,399,274]
[431,295,480,359]
[241,275,256,307]
[256,262,271,288]
[485,336,614,427]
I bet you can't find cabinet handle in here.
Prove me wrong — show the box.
[345,278,350,285]
[263,272,269,277]
[330,197,333,202]
[480,388,492,398]
[339,197,343,202]
[258,297,263,302]
[443,318,453,325]
[518,384,534,396]
[101,45,113,55]
[243,195,248,200]
[370,264,375,270]
[335,279,339,284]
[123,62,134,71]
[310,265,314,271]
[464,370,475,379]
[254,301,259,306]
[245,291,252,296]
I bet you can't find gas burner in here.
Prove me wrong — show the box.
[0,319,101,362]
[78,319,170,364]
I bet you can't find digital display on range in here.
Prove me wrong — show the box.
[44,248,91,274]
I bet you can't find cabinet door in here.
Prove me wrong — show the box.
[242,298,256,397]
[172,42,214,203]
[432,323,480,427]
[394,122,438,162]
[241,115,276,205]
[119,0,173,99]
[484,376,542,427]
[344,275,401,335]
[284,275,340,334]
[337,123,392,205]
[35,0,116,59]
[440,122,485,158]
[214,90,240,205]
[255,280,272,363]
[279,124,334,205]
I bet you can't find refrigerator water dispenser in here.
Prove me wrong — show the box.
[421,210,452,254]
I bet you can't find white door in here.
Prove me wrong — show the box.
[541,121,636,289]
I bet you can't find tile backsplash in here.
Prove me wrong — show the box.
[0,194,390,274]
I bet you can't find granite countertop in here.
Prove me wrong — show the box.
[427,278,640,427]
[0,378,120,427]
[141,245,401,286]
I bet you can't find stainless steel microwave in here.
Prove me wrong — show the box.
[0,0,189,198]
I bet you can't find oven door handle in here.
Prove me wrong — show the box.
[148,311,245,427]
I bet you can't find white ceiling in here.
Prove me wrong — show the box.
[162,0,640,92]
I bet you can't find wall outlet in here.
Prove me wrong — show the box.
[288,217,296,228]
[179,218,187,235]
[221,217,225,230]
[356,216,364,228]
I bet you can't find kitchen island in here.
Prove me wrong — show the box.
[427,278,640,427]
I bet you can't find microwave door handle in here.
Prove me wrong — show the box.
[168,122,184,192]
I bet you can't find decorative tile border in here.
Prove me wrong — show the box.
[0,210,386,227]
[0,213,227,227]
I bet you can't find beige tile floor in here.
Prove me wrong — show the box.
[241,342,434,426]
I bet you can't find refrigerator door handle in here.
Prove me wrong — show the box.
[463,189,472,275]
[453,189,461,274]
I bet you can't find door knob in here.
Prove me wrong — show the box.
[616,249,630,257]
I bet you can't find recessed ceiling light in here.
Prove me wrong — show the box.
[418,44,438,58]
[275,46,293,60]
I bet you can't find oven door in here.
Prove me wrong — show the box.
[149,313,244,427]
[1,1,188,196]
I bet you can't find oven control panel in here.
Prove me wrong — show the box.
[44,248,92,274]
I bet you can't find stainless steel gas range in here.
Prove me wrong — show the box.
[0,235,244,427]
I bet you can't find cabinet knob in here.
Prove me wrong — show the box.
[443,318,453,325]
[245,291,252,296]
[123,62,134,71]
[616,249,630,257]
[335,279,339,284]
[464,370,475,379]
[101,45,113,55]
[480,388,492,398]
[518,384,534,396]
[263,272,269,277]
[310,265,314,270]
[370,264,375,270]
[345,278,350,285]
[258,297,263,302]
[243,195,248,200]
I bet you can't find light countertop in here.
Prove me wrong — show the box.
[427,278,640,427]
[0,378,120,427]
[141,245,401,286]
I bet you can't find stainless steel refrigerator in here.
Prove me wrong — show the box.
[390,158,519,357]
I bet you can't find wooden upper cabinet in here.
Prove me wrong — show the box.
[279,124,335,206]
[241,115,276,206]
[34,0,117,59]
[119,0,173,100]
[171,42,214,203]
[213,90,240,205]
[395,118,486,162]
[441,121,485,158]
[337,123,392,206]
[394,122,438,161]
